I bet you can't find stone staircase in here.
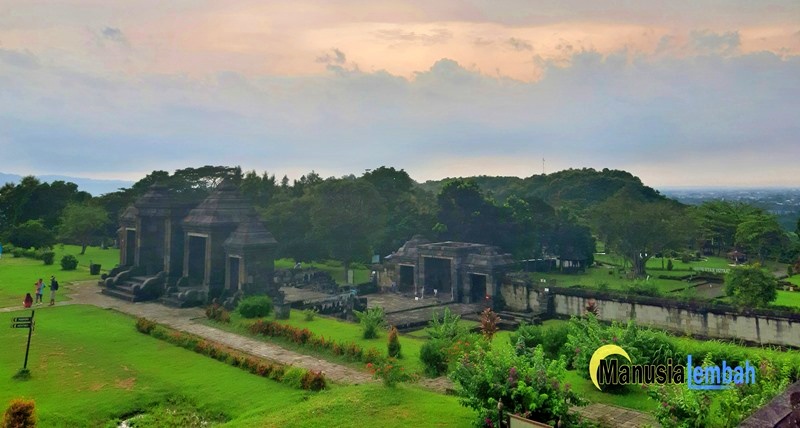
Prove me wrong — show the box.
[159,287,203,308]
[101,275,155,303]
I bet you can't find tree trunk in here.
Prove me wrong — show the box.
[631,252,647,278]
[80,242,87,255]
[343,260,350,284]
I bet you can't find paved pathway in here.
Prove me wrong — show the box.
[2,281,659,427]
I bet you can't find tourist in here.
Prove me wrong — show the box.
[34,278,44,304]
[23,293,33,308]
[49,276,59,306]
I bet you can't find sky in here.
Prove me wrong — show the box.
[0,1,798,188]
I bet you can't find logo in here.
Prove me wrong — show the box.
[589,345,756,390]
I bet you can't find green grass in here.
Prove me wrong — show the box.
[274,258,371,284]
[0,305,474,427]
[775,290,800,308]
[214,310,428,374]
[0,245,120,307]
[563,371,656,412]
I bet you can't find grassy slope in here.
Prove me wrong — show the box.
[775,290,800,307]
[0,245,120,307]
[0,305,473,427]
[274,258,371,284]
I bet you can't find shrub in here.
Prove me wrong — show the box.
[2,398,36,428]
[387,326,401,358]
[667,259,674,271]
[301,370,327,391]
[354,307,386,339]
[282,367,306,389]
[420,339,449,377]
[39,251,54,265]
[11,248,23,258]
[479,308,499,340]
[367,358,413,387]
[60,255,78,271]
[427,307,465,341]
[303,309,318,321]
[135,317,157,334]
[511,323,570,360]
[205,304,231,323]
[451,345,585,427]
[237,295,273,319]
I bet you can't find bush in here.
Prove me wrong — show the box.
[237,295,273,319]
[387,326,401,358]
[11,248,23,258]
[2,398,36,428]
[282,367,306,389]
[479,308,499,340]
[367,358,414,387]
[451,345,585,427]
[511,323,569,360]
[667,259,674,271]
[420,339,449,377]
[205,304,231,323]
[135,317,157,334]
[301,370,327,391]
[39,251,54,265]
[427,307,465,341]
[302,309,318,321]
[354,307,386,339]
[60,255,78,271]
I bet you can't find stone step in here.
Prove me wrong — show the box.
[101,287,136,302]
[159,295,188,308]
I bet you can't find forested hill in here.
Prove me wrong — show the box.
[418,168,671,213]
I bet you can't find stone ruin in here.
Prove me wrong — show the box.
[101,180,286,312]
[385,235,516,304]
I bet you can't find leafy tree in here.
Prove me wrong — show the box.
[58,203,109,254]
[735,213,788,264]
[725,264,778,308]
[309,178,387,278]
[593,187,694,277]
[8,220,54,249]
[435,178,505,245]
[691,200,761,256]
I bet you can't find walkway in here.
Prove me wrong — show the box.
[2,281,659,427]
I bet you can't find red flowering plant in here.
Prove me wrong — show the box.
[366,358,415,387]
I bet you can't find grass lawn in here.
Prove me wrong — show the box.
[775,290,800,308]
[213,310,428,374]
[529,268,688,294]
[0,305,474,427]
[0,245,119,308]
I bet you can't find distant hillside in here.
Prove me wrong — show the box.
[418,168,670,213]
[0,172,133,196]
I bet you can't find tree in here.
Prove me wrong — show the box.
[58,203,109,254]
[725,264,777,308]
[691,201,761,256]
[8,220,55,249]
[593,187,694,278]
[735,213,787,264]
[435,178,503,245]
[309,179,387,278]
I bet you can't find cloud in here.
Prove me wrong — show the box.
[690,30,741,55]
[373,28,453,46]
[316,48,347,65]
[507,37,533,51]
[0,48,39,69]
[0,43,797,187]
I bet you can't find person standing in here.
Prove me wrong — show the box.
[34,279,44,304]
[49,276,59,306]
[23,293,33,308]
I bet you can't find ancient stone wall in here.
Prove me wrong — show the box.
[500,282,800,347]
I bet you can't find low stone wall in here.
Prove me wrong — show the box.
[499,281,800,347]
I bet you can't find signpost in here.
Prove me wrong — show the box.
[10,310,35,370]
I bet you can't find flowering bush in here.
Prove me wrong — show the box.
[450,345,585,427]
[387,326,401,358]
[367,358,415,387]
[479,308,500,341]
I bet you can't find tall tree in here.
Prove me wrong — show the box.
[593,187,694,277]
[735,213,787,264]
[309,178,388,279]
[58,203,109,254]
